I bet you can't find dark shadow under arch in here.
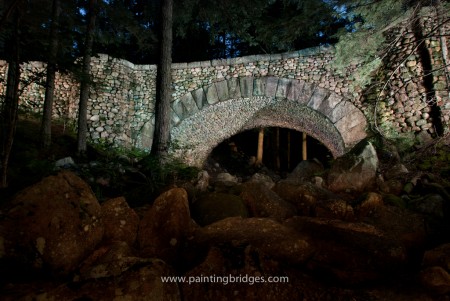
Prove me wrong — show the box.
[170,97,347,167]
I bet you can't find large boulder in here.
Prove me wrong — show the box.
[138,188,193,265]
[354,192,384,218]
[284,216,408,284]
[327,140,379,193]
[194,217,313,265]
[182,246,370,301]
[240,182,296,221]
[423,243,450,270]
[191,192,248,226]
[314,198,354,220]
[14,260,181,301]
[0,171,104,275]
[420,266,450,295]
[247,172,275,189]
[76,241,150,281]
[272,179,332,215]
[364,205,427,257]
[182,247,303,301]
[101,196,139,246]
[272,179,352,219]
[212,172,241,194]
[420,244,450,295]
[288,160,324,181]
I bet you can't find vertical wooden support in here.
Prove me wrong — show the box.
[275,128,280,171]
[287,130,291,170]
[302,132,307,161]
[256,128,264,166]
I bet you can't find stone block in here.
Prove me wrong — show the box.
[227,77,241,99]
[307,87,329,110]
[276,78,292,99]
[253,77,267,96]
[329,100,356,123]
[139,120,154,149]
[214,80,229,101]
[265,77,279,98]
[181,93,199,116]
[205,84,219,105]
[170,107,181,126]
[286,79,305,102]
[211,58,228,67]
[171,98,184,118]
[239,77,253,98]
[335,111,367,146]
[298,83,315,104]
[317,92,343,116]
[269,53,283,61]
[192,88,207,109]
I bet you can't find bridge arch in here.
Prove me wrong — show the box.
[170,77,367,167]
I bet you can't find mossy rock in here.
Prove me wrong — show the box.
[383,194,407,208]
[191,192,248,226]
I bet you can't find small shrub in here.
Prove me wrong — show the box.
[140,154,199,185]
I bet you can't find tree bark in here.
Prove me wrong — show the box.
[77,0,97,156]
[0,0,19,32]
[0,6,20,188]
[255,128,264,166]
[40,0,61,149]
[151,0,173,159]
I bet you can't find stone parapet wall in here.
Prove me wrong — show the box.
[171,46,359,102]
[0,60,79,121]
[87,55,157,148]
[0,55,158,148]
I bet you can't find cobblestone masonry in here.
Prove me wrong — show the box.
[0,7,448,167]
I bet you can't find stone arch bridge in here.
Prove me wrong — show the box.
[2,9,449,168]
[166,46,371,166]
[0,46,369,167]
[170,75,365,166]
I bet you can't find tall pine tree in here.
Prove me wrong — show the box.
[40,0,61,149]
[151,0,173,158]
[77,0,97,156]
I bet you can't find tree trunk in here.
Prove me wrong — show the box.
[0,7,20,188]
[0,0,19,32]
[77,0,97,156]
[302,132,307,161]
[151,0,173,159]
[256,128,264,166]
[40,0,60,149]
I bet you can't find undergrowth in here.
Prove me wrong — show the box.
[1,115,199,207]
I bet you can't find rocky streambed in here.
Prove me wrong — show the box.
[1,140,450,300]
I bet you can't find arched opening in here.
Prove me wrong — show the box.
[207,127,333,177]
[170,97,350,168]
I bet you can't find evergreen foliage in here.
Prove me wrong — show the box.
[175,0,348,59]
[332,0,407,85]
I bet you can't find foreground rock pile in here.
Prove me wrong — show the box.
[1,141,450,300]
